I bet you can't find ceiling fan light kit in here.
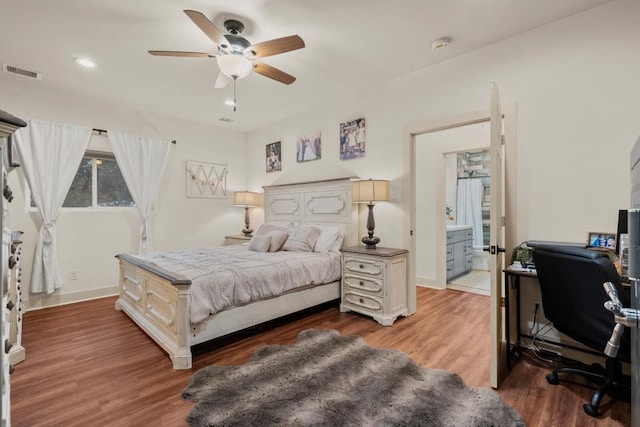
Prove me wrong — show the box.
[148,9,306,110]
[217,54,253,79]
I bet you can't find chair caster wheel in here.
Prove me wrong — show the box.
[583,403,600,417]
[546,373,559,385]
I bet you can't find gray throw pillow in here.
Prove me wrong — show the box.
[282,226,321,252]
[268,229,288,252]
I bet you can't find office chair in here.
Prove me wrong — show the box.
[532,245,630,417]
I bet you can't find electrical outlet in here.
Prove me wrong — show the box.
[69,269,78,281]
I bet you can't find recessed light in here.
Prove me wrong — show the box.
[224,99,235,106]
[74,57,96,68]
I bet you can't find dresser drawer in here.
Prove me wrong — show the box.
[343,291,383,313]
[344,257,384,276]
[344,274,383,295]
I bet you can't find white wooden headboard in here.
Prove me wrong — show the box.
[263,177,359,247]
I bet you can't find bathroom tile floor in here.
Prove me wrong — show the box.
[447,269,490,295]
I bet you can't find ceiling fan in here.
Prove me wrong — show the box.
[149,10,305,90]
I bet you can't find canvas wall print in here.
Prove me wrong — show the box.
[266,141,282,173]
[296,131,321,162]
[340,117,365,160]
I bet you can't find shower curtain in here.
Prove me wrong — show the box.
[456,178,484,248]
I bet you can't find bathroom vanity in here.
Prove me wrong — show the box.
[446,225,473,280]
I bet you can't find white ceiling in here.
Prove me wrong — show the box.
[0,0,613,132]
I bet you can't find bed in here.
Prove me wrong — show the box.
[114,178,358,369]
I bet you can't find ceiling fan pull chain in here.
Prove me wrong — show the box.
[233,77,237,112]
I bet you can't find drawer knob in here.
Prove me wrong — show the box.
[359,281,364,286]
[6,300,14,311]
[359,264,364,269]
[359,298,364,303]
[5,339,13,354]
[8,255,16,269]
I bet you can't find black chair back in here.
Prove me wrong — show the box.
[532,245,630,361]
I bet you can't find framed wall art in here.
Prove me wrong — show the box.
[266,141,282,173]
[340,117,365,160]
[186,160,228,198]
[296,131,321,162]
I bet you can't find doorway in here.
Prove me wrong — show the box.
[445,146,491,296]
[413,120,491,292]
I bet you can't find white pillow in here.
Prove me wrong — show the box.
[313,226,342,252]
[267,229,288,252]
[254,223,287,236]
[328,231,345,252]
[282,226,321,252]
[248,235,272,252]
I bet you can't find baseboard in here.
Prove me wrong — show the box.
[24,285,119,312]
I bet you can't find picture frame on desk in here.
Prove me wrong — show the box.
[587,231,616,250]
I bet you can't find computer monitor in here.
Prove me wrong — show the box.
[616,209,628,255]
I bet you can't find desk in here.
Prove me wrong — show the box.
[504,265,630,369]
[503,266,537,369]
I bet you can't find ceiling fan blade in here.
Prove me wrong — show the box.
[250,35,305,58]
[254,62,296,85]
[148,50,212,58]
[214,72,231,89]
[183,9,227,48]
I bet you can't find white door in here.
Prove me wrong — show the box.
[489,81,508,388]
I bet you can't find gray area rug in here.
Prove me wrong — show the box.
[182,329,525,426]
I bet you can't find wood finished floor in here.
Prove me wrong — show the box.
[11,286,631,426]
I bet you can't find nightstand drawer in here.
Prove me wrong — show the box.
[343,291,382,313]
[343,274,383,294]
[343,257,384,276]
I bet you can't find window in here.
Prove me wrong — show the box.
[30,152,134,209]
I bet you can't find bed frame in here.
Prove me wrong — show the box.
[115,177,358,369]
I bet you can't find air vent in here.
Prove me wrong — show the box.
[219,117,234,123]
[2,64,42,80]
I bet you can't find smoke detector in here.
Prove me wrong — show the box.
[431,38,451,51]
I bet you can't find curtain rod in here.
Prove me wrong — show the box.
[92,128,176,145]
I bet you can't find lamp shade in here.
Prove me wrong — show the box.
[217,54,253,79]
[233,191,259,207]
[352,179,390,203]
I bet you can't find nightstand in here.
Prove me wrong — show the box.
[224,235,252,245]
[340,246,409,326]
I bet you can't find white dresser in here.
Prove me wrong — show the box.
[446,225,473,280]
[340,246,408,326]
[1,110,26,427]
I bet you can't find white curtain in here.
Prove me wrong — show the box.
[456,178,484,248]
[108,132,170,254]
[13,119,91,294]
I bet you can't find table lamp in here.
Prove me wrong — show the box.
[233,191,260,237]
[352,179,390,249]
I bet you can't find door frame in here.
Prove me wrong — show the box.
[404,104,518,385]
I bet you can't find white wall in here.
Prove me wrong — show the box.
[247,0,640,257]
[0,79,249,309]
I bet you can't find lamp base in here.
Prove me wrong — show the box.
[361,235,380,250]
[241,228,253,237]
